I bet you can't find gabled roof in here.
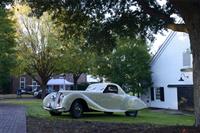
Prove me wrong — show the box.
[151,31,176,65]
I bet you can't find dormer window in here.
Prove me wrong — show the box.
[183,49,191,67]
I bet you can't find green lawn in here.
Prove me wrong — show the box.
[1,99,194,126]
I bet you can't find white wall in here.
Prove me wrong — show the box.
[145,32,193,110]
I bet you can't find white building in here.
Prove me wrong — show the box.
[142,31,193,110]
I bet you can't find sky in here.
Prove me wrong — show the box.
[149,0,184,55]
[149,0,174,54]
[149,30,171,54]
[150,30,190,55]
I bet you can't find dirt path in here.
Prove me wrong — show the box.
[27,117,200,133]
[0,104,26,133]
[27,117,154,133]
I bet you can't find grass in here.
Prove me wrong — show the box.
[0,99,195,126]
[0,94,33,99]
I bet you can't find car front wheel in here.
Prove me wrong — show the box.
[125,111,138,117]
[49,111,62,116]
[70,101,83,118]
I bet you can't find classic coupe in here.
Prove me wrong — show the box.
[43,83,147,118]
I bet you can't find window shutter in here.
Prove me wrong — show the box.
[160,87,165,101]
[150,87,154,101]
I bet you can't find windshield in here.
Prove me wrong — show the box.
[85,84,106,92]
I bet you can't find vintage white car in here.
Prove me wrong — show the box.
[43,83,147,118]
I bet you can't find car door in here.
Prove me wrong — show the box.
[99,85,125,110]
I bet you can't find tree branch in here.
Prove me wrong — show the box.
[137,0,188,33]
[166,23,188,33]
[137,0,171,20]
[26,70,41,84]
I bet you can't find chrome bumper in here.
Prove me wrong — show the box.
[43,105,65,112]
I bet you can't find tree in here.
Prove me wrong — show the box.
[47,9,96,90]
[59,37,94,90]
[14,5,62,98]
[93,38,151,95]
[0,7,16,93]
[0,0,12,7]
[25,0,200,126]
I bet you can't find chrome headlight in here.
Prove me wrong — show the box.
[50,94,56,101]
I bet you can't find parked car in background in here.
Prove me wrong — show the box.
[33,89,42,98]
[20,85,39,95]
[21,89,31,94]
[33,88,52,99]
[43,83,147,118]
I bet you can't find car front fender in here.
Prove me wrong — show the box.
[61,93,111,112]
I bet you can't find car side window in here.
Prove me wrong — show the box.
[103,85,118,94]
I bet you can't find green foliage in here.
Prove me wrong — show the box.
[59,37,94,89]
[85,22,117,55]
[0,7,16,93]
[49,9,117,56]
[59,40,92,75]
[93,38,152,94]
[27,0,175,41]
[0,0,13,8]
[14,5,63,95]
[52,8,90,40]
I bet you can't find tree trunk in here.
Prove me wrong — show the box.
[74,80,78,90]
[41,84,47,99]
[172,1,200,125]
[190,32,200,127]
[73,74,80,90]
[186,13,200,126]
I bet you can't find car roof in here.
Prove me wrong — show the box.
[86,83,125,94]
[89,82,118,86]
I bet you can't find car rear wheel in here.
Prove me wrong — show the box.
[49,111,62,116]
[70,101,83,118]
[125,111,138,117]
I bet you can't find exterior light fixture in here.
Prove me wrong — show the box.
[178,73,189,82]
[178,77,184,81]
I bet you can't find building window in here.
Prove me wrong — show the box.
[32,80,38,90]
[183,49,191,67]
[151,87,165,101]
[156,88,161,100]
[20,77,26,89]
